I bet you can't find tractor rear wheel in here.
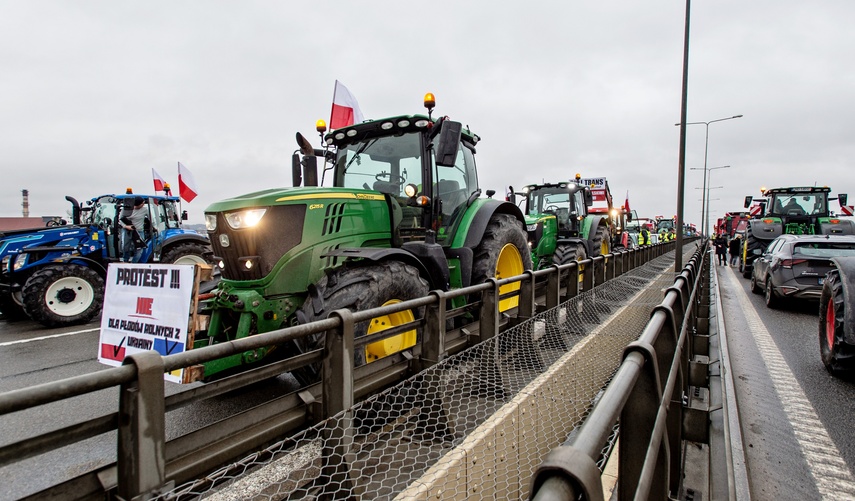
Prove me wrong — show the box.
[292,261,429,387]
[22,264,105,327]
[553,243,586,265]
[472,213,533,312]
[819,270,855,377]
[591,225,610,257]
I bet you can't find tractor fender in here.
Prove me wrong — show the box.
[42,256,108,277]
[820,219,855,236]
[830,257,855,344]
[460,199,526,249]
[750,219,783,239]
[162,232,211,246]
[322,247,440,290]
[586,215,609,249]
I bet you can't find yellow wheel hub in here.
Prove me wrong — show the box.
[365,299,417,362]
[496,243,524,312]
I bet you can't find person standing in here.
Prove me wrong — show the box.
[640,225,650,246]
[714,234,727,266]
[121,196,148,263]
[728,235,742,266]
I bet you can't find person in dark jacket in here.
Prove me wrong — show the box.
[714,235,727,266]
[728,235,742,266]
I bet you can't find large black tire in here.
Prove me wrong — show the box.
[161,241,213,266]
[764,277,781,309]
[472,213,533,312]
[590,225,610,257]
[0,292,27,322]
[749,269,762,294]
[22,264,105,327]
[553,243,586,265]
[292,261,429,387]
[819,270,855,376]
[742,223,771,278]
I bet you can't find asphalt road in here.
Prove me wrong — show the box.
[717,263,855,500]
[0,316,300,500]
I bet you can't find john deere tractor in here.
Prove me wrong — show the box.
[740,186,854,278]
[197,94,532,383]
[508,176,612,269]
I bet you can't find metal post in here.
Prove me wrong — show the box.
[117,351,167,501]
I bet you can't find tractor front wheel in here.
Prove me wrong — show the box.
[472,213,533,312]
[292,261,429,387]
[161,242,213,267]
[819,271,855,377]
[22,264,105,327]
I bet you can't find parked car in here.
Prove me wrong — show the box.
[749,234,855,308]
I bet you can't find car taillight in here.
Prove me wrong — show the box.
[781,258,807,269]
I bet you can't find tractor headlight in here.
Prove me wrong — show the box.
[526,224,538,231]
[224,208,267,229]
[13,253,27,271]
[205,214,218,231]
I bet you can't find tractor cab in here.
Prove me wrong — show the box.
[82,192,186,261]
[300,95,480,247]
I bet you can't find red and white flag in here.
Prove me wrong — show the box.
[624,191,630,212]
[152,168,167,192]
[329,80,364,130]
[178,162,198,202]
[841,205,854,216]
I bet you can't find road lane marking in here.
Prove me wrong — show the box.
[723,267,855,499]
[0,327,99,347]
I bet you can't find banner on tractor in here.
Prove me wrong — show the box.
[98,263,195,383]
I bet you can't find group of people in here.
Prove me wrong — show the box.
[714,233,742,266]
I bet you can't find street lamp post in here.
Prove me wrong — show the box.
[677,115,743,237]
[690,165,730,235]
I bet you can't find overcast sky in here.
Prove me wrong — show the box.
[2,1,854,230]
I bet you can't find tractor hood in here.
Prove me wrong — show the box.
[205,187,386,213]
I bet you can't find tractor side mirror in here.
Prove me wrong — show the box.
[506,186,516,205]
[291,153,302,187]
[744,195,753,208]
[839,194,848,207]
[435,120,462,167]
[626,211,633,222]
[486,189,495,198]
[584,187,594,207]
[302,155,318,187]
[181,210,189,221]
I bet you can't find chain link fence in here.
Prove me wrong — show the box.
[157,247,697,501]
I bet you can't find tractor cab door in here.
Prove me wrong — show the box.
[90,196,121,260]
[433,140,478,242]
[146,198,168,262]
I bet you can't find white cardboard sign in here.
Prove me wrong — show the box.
[98,263,194,383]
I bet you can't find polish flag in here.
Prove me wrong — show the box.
[178,162,198,202]
[329,80,364,130]
[624,191,630,212]
[152,168,167,192]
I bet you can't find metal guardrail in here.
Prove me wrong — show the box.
[0,241,683,500]
[530,240,709,500]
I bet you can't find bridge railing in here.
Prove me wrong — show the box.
[530,239,709,500]
[0,241,681,500]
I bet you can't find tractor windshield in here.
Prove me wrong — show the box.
[769,193,827,216]
[158,200,182,229]
[334,133,423,198]
[526,187,581,233]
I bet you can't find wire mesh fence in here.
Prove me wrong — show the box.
[155,247,697,501]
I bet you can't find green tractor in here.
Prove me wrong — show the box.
[197,94,532,383]
[507,176,612,269]
[740,186,854,278]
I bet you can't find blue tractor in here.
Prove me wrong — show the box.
[0,191,212,327]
